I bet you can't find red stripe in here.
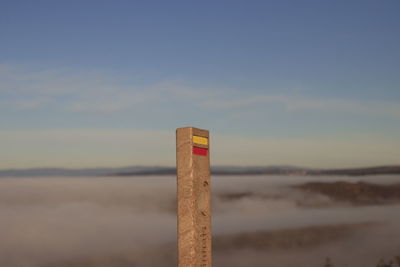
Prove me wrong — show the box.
[193,146,208,156]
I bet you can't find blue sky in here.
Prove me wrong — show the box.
[1,0,400,169]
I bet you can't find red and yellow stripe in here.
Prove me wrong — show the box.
[192,135,209,156]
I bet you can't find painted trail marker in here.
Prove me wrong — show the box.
[176,127,212,267]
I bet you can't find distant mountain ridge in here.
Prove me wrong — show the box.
[0,165,400,177]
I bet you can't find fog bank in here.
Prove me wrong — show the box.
[1,175,399,267]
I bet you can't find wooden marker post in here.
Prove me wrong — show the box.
[176,127,212,267]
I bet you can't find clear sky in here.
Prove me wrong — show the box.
[1,0,400,169]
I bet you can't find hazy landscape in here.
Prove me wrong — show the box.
[2,1,400,266]
[1,174,399,267]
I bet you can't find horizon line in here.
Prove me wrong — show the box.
[1,164,400,172]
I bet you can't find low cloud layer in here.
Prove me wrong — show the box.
[0,175,399,267]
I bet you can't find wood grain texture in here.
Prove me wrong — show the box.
[177,127,212,267]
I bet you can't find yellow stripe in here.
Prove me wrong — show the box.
[193,135,208,146]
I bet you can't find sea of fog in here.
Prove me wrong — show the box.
[0,175,399,267]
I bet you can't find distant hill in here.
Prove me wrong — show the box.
[113,165,400,176]
[112,165,306,176]
[0,165,399,177]
[0,166,169,177]
[307,166,400,176]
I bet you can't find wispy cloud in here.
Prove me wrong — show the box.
[0,64,219,113]
[1,63,399,118]
[13,97,51,110]
[204,94,400,118]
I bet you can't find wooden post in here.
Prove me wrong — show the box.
[176,127,212,267]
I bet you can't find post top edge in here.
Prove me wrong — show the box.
[176,126,209,137]
[176,126,208,131]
